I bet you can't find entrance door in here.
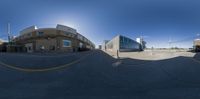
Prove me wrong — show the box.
[25,43,33,53]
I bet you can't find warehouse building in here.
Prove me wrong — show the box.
[104,35,145,52]
[12,24,95,53]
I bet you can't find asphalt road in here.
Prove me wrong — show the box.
[0,50,200,99]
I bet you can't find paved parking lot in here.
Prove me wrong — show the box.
[105,49,196,60]
[0,50,200,99]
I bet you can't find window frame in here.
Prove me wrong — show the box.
[37,32,44,36]
[63,40,71,47]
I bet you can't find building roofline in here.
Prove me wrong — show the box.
[19,24,77,35]
[36,28,57,31]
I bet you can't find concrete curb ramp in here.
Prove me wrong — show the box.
[0,52,93,72]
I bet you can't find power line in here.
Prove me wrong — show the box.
[170,36,196,44]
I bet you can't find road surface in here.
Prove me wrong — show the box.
[0,50,200,99]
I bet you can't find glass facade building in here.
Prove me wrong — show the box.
[119,35,141,51]
[105,35,142,52]
[119,36,140,50]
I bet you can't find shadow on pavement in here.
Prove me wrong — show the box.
[0,51,91,69]
[194,52,200,60]
[0,50,200,99]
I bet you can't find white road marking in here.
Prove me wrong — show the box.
[112,60,122,67]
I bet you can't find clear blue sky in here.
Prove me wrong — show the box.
[0,0,200,48]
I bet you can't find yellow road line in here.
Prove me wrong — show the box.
[0,52,93,72]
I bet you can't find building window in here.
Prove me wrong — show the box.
[77,35,83,40]
[49,45,55,50]
[64,32,69,36]
[64,32,75,38]
[39,45,45,50]
[37,32,44,36]
[63,40,71,47]
[79,42,83,48]
[120,36,124,43]
[27,33,32,37]
[28,47,32,50]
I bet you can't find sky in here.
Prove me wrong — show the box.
[0,0,200,48]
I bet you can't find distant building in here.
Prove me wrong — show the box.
[12,24,95,53]
[136,37,146,50]
[105,35,145,52]
[98,45,102,50]
[102,40,109,51]
[0,39,3,45]
[194,39,200,52]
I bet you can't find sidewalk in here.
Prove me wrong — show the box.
[104,50,195,60]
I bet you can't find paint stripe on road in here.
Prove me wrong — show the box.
[0,52,93,72]
[112,60,122,67]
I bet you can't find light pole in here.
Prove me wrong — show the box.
[168,38,172,49]
[7,23,11,44]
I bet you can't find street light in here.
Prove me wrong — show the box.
[168,37,172,49]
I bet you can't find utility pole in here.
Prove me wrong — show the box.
[168,37,173,53]
[168,37,172,49]
[7,23,11,43]
[7,23,12,52]
[140,36,143,50]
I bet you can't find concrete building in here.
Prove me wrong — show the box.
[0,39,3,45]
[0,40,8,52]
[102,40,109,51]
[12,24,95,53]
[105,35,145,52]
[98,45,102,50]
[194,39,200,52]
